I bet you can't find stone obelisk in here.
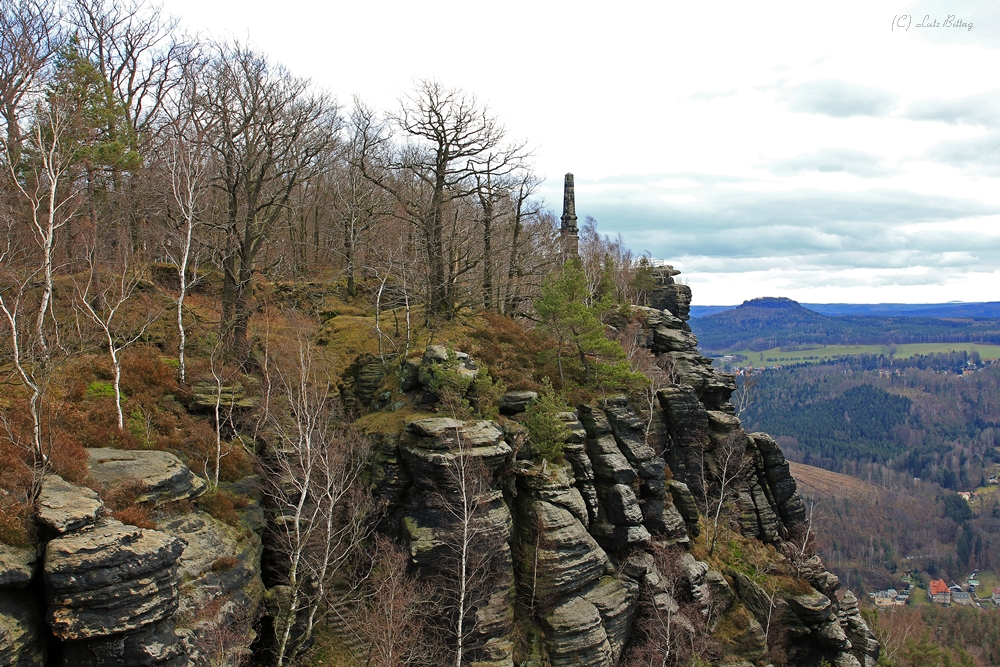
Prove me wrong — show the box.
[560,173,579,258]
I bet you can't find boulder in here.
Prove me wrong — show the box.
[639,497,689,543]
[87,448,207,505]
[157,509,264,633]
[577,405,613,435]
[679,553,710,604]
[785,589,833,627]
[612,525,651,550]
[518,464,590,528]
[0,544,36,589]
[651,326,698,354]
[418,345,479,387]
[706,570,734,615]
[729,571,778,629]
[839,591,880,664]
[563,443,594,482]
[667,480,701,536]
[37,474,103,534]
[190,381,255,410]
[45,519,186,640]
[582,577,637,661]
[559,412,588,444]
[499,390,539,415]
[521,500,610,599]
[585,436,637,485]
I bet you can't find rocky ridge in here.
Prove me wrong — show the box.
[372,267,880,667]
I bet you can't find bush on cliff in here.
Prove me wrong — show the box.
[523,379,570,463]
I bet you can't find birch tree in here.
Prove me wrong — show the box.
[0,222,47,464]
[265,339,373,666]
[426,428,509,667]
[74,251,157,431]
[707,431,751,557]
[160,56,213,383]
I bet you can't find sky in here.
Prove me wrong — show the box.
[157,0,1000,305]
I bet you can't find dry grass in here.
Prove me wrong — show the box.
[102,478,157,529]
[789,461,876,501]
[198,488,249,527]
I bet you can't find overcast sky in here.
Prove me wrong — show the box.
[159,0,1000,305]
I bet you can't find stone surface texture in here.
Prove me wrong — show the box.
[86,448,207,505]
[37,474,103,534]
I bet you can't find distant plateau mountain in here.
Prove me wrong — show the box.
[690,301,1000,319]
[688,297,1000,353]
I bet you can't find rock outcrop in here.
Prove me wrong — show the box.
[0,448,263,667]
[87,448,207,505]
[37,475,104,534]
[373,268,879,667]
[0,588,44,667]
[45,518,188,665]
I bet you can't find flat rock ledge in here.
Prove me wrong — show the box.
[37,474,103,534]
[87,448,207,505]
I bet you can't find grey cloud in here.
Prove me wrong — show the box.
[923,132,1000,174]
[781,79,899,118]
[571,181,999,274]
[769,148,899,177]
[904,91,1000,128]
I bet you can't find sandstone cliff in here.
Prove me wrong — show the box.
[369,268,880,667]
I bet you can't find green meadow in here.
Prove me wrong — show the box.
[729,342,1000,366]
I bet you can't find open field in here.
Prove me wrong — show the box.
[788,461,877,500]
[975,570,1000,599]
[728,342,1000,366]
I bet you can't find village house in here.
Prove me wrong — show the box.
[930,579,952,605]
[952,591,973,606]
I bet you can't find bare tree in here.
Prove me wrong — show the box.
[336,99,391,297]
[355,535,429,667]
[74,250,157,431]
[69,0,187,139]
[624,542,713,667]
[731,370,759,421]
[499,170,544,316]
[471,141,530,310]
[366,81,511,318]
[204,42,339,358]
[159,55,213,383]
[707,431,752,557]
[264,338,373,667]
[0,0,62,165]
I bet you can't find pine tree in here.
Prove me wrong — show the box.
[535,259,641,390]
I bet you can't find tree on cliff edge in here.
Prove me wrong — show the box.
[535,259,640,390]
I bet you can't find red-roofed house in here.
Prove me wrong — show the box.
[929,579,951,604]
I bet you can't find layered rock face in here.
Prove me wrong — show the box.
[0,451,263,667]
[376,265,879,667]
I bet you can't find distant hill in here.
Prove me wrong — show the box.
[689,297,1000,352]
[691,301,1000,319]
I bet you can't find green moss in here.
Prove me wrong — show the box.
[85,381,119,400]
